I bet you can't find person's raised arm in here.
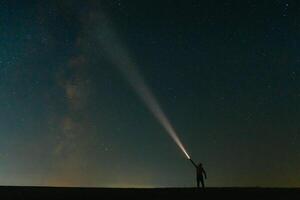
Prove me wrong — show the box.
[189,159,197,168]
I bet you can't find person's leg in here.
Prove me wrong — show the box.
[197,177,200,188]
[201,178,205,189]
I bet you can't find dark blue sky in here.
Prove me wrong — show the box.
[0,0,300,187]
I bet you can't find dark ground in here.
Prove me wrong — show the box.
[0,186,299,200]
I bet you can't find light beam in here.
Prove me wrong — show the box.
[94,12,190,159]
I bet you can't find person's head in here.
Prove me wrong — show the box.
[198,163,202,167]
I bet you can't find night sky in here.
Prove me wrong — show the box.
[1,0,300,187]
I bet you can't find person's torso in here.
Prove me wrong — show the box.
[196,167,203,176]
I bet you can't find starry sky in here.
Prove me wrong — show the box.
[1,0,300,188]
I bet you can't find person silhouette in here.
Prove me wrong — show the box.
[189,159,207,188]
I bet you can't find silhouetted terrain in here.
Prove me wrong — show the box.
[0,186,299,199]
